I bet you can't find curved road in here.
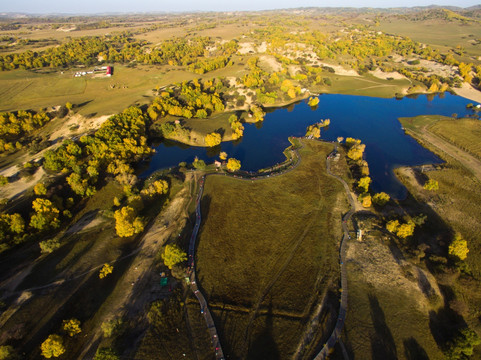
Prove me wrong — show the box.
[314,144,355,360]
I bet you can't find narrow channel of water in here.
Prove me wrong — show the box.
[143,93,474,199]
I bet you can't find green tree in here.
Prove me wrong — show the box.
[62,319,81,337]
[141,180,169,198]
[372,192,390,206]
[226,158,241,172]
[162,244,187,269]
[0,176,8,186]
[30,198,60,230]
[113,206,144,237]
[94,348,120,360]
[424,179,439,191]
[101,318,123,338]
[192,157,206,170]
[40,334,65,358]
[205,132,221,147]
[445,328,481,359]
[0,345,18,360]
[449,233,469,261]
[39,239,61,254]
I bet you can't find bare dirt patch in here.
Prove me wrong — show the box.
[346,235,441,312]
[453,82,481,104]
[370,68,407,80]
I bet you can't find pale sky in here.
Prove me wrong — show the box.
[1,0,480,14]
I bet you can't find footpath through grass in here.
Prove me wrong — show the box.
[196,139,348,359]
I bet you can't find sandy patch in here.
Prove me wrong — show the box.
[49,114,112,143]
[453,82,481,104]
[258,55,283,72]
[370,68,407,80]
[0,167,46,200]
[318,62,360,77]
[416,59,457,78]
[238,42,256,55]
[257,42,267,53]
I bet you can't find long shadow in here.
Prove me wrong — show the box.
[369,294,397,360]
[403,337,429,360]
[246,301,280,360]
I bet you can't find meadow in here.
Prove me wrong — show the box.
[196,140,348,359]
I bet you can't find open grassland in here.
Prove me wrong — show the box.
[196,140,348,359]
[397,115,481,351]
[379,19,481,60]
[317,74,411,98]
[428,117,481,160]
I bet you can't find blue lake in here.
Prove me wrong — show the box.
[143,93,474,199]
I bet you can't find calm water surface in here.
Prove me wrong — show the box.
[143,93,473,199]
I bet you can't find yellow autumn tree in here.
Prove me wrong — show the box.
[219,152,228,160]
[449,233,469,260]
[40,334,65,358]
[205,132,221,147]
[386,220,400,233]
[396,221,416,238]
[307,97,319,107]
[226,158,241,172]
[358,193,371,208]
[357,177,371,193]
[423,179,439,191]
[162,244,187,269]
[34,183,47,196]
[62,318,81,337]
[114,206,144,237]
[30,198,60,230]
[99,263,113,279]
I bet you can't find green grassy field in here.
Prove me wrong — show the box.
[428,118,481,160]
[196,140,348,359]
[318,74,412,98]
[397,115,481,355]
[379,19,481,60]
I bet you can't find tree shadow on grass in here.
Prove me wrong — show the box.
[369,294,397,360]
[246,301,280,360]
[403,337,429,360]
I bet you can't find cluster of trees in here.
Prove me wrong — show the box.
[44,106,151,198]
[0,33,237,71]
[187,56,230,74]
[386,219,416,238]
[40,319,82,358]
[148,80,224,121]
[228,114,244,140]
[345,137,366,162]
[0,110,50,153]
[305,119,330,138]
